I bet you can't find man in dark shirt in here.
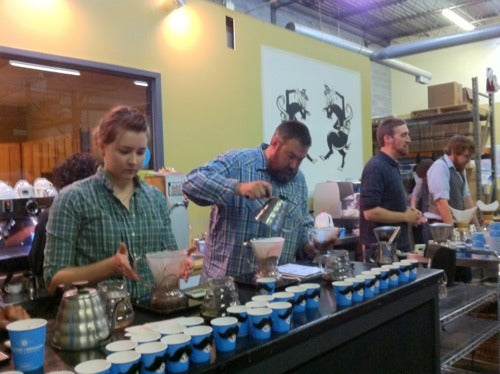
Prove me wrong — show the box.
[360,118,422,260]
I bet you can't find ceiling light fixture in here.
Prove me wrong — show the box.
[9,60,81,76]
[442,9,475,31]
[133,80,149,87]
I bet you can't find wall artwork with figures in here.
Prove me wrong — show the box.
[261,45,363,194]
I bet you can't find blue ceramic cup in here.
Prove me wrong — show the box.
[135,341,168,374]
[7,318,47,373]
[361,270,380,294]
[245,300,268,309]
[268,301,293,333]
[344,277,364,303]
[358,274,376,299]
[247,307,273,340]
[227,305,249,337]
[74,359,111,374]
[183,325,213,364]
[332,281,353,307]
[300,283,321,309]
[285,286,307,313]
[105,339,138,354]
[402,259,418,280]
[107,351,141,374]
[382,264,400,288]
[256,277,276,295]
[161,333,191,373]
[210,316,239,352]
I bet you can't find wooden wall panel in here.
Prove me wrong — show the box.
[0,143,21,186]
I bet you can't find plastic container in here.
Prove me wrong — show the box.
[315,210,333,228]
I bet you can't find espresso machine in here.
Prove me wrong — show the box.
[0,196,53,273]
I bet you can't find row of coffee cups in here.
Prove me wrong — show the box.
[332,260,419,307]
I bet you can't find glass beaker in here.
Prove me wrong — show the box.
[97,279,135,330]
[200,276,240,320]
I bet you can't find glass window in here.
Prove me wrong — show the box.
[0,48,163,186]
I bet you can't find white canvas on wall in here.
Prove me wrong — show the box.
[261,45,363,194]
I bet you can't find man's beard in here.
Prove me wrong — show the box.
[268,165,297,183]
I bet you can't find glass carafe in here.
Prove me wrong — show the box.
[97,279,135,329]
[318,249,353,282]
[200,276,240,320]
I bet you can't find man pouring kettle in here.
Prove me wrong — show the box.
[183,120,328,281]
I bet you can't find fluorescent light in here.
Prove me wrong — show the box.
[9,60,80,76]
[442,9,475,31]
[133,80,149,87]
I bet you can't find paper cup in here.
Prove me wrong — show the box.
[177,316,204,328]
[401,259,418,280]
[227,305,249,337]
[7,318,47,373]
[151,322,185,336]
[382,264,400,288]
[393,262,410,284]
[372,267,389,291]
[285,286,307,313]
[184,325,213,363]
[245,300,268,309]
[129,331,162,344]
[135,341,168,374]
[247,307,273,340]
[272,291,294,303]
[105,339,138,354]
[256,277,276,295]
[301,283,321,309]
[210,316,238,352]
[332,281,353,307]
[107,351,141,374]
[74,359,111,374]
[268,301,293,333]
[161,333,191,373]
[344,277,364,303]
[251,294,275,303]
[357,274,376,299]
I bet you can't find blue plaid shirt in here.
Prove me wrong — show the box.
[183,144,313,280]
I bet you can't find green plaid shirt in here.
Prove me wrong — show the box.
[43,167,178,299]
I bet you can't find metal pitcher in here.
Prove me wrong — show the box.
[52,281,123,350]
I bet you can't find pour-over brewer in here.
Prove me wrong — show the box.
[373,226,401,265]
[139,249,188,310]
[249,237,285,280]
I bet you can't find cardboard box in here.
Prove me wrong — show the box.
[428,82,463,108]
[462,87,473,104]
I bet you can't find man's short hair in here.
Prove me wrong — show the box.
[376,118,407,147]
[444,135,475,156]
[274,120,312,148]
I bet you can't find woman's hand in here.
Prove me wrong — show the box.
[111,242,140,281]
[180,246,196,282]
[0,305,30,329]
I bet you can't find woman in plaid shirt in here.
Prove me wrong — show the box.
[44,106,190,299]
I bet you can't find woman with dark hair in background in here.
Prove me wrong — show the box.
[28,152,98,278]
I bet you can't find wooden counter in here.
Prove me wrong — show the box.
[0,266,443,373]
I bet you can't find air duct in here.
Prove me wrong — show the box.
[286,22,432,84]
[372,24,500,60]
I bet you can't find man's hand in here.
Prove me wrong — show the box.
[180,247,196,282]
[235,181,272,199]
[111,242,140,281]
[404,207,422,224]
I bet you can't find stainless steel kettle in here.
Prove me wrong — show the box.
[52,281,122,351]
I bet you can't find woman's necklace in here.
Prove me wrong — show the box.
[114,187,134,208]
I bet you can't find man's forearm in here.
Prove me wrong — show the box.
[435,199,454,224]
